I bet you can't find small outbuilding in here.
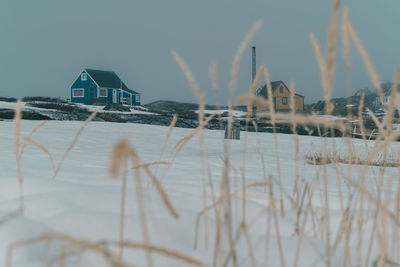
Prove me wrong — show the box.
[70,69,141,106]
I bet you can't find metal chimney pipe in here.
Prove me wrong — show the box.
[252,46,256,82]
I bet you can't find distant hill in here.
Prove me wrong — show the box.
[307,83,400,115]
[307,88,378,116]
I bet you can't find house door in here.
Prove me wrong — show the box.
[89,84,95,99]
[112,89,117,103]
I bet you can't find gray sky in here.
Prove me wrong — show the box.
[1,0,399,104]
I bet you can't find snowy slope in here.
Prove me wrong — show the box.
[0,120,398,266]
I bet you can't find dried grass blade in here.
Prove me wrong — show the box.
[155,115,178,176]
[24,137,56,173]
[20,120,47,157]
[348,22,383,96]
[174,114,215,152]
[229,19,263,98]
[13,99,24,209]
[142,165,179,220]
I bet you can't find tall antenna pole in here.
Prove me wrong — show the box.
[252,46,256,82]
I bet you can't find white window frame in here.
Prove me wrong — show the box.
[282,97,287,105]
[99,88,108,97]
[72,88,85,98]
[81,73,87,81]
[135,94,140,102]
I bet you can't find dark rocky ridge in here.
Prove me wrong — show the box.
[0,108,52,120]
[144,100,247,113]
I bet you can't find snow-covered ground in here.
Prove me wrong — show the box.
[0,119,399,266]
[84,104,157,115]
[195,110,247,117]
[0,100,157,116]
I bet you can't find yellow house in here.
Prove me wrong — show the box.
[256,81,304,111]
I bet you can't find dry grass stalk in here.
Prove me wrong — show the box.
[6,232,206,267]
[264,68,285,216]
[220,137,236,267]
[141,164,179,220]
[166,52,211,247]
[395,170,400,264]
[6,233,123,267]
[209,60,220,108]
[357,94,368,143]
[53,112,98,179]
[235,95,268,112]
[13,99,24,209]
[342,6,351,71]
[383,67,400,134]
[119,159,127,260]
[19,120,47,156]
[109,139,154,265]
[158,114,215,186]
[268,175,286,267]
[229,19,263,98]
[239,65,265,229]
[293,189,311,267]
[23,137,56,173]
[110,139,179,220]
[154,115,177,177]
[134,161,170,170]
[348,21,383,96]
[171,51,201,100]
[174,114,215,153]
[288,81,301,206]
[109,138,200,266]
[323,0,342,115]
[342,6,355,120]
[197,94,210,249]
[321,144,332,267]
[253,125,268,193]
[326,0,342,81]
[132,146,153,267]
[309,33,333,114]
[2,118,48,225]
[210,60,219,97]
[194,187,264,250]
[366,108,384,135]
[209,60,226,131]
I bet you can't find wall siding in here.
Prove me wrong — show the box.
[71,71,98,104]
[107,89,114,103]
[131,94,141,106]
[295,96,304,111]
[122,91,131,105]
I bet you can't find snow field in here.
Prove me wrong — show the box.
[0,119,400,266]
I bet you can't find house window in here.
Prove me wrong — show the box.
[280,86,284,94]
[81,73,87,81]
[282,97,287,105]
[73,88,84,97]
[99,88,108,97]
[136,94,140,102]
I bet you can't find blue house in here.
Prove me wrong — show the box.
[70,69,141,106]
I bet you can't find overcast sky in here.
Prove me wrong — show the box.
[1,0,399,104]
